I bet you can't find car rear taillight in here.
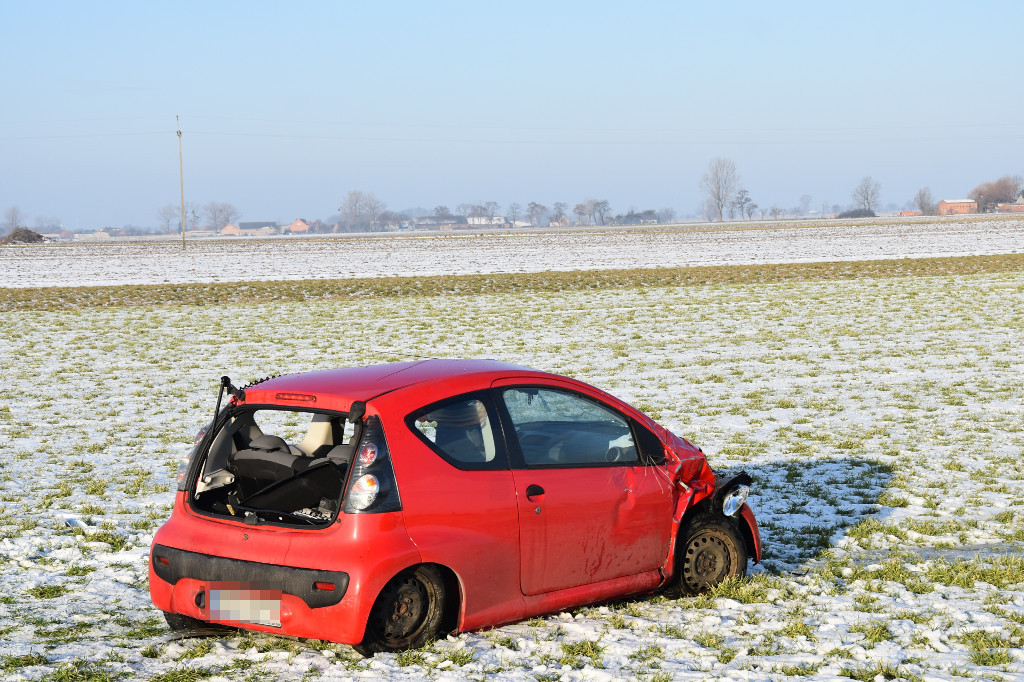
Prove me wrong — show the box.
[341,415,401,514]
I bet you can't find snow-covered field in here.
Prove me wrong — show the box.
[2,250,1023,679]
[2,217,1024,288]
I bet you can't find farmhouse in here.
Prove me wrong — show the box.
[221,222,280,237]
[996,192,1024,213]
[412,215,469,230]
[467,216,511,228]
[937,199,977,215]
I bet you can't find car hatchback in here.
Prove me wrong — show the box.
[150,359,760,654]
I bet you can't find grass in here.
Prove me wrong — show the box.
[27,585,69,599]
[2,253,1022,312]
[2,249,1024,679]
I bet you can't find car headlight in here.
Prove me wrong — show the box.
[722,485,749,517]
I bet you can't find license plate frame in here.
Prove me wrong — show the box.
[206,585,283,628]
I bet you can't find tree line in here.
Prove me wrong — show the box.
[699,157,1023,221]
[4,170,1022,236]
[335,191,671,232]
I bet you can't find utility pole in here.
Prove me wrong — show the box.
[177,115,186,250]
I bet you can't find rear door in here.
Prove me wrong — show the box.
[492,382,673,596]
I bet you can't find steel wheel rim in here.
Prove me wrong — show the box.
[682,529,734,592]
[370,575,429,643]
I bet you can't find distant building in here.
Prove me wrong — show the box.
[222,222,279,237]
[285,219,311,233]
[996,192,1024,213]
[938,199,977,215]
[239,221,279,232]
[897,211,921,216]
[412,215,469,230]
[467,216,511,228]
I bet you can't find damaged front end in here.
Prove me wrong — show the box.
[658,430,762,587]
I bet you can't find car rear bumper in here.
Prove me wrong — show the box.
[149,504,422,644]
[149,544,367,642]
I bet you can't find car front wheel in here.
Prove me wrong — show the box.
[354,564,446,656]
[678,515,747,595]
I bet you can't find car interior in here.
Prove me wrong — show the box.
[190,408,357,525]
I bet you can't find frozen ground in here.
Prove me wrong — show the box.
[2,216,1024,288]
[1,264,1023,680]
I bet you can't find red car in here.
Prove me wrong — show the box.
[150,359,760,654]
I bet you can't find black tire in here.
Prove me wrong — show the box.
[354,565,446,656]
[677,515,747,595]
[163,611,234,636]
[163,611,207,631]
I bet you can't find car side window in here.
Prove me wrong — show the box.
[408,394,505,470]
[500,387,640,467]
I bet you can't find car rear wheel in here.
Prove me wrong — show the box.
[162,611,232,635]
[354,565,446,656]
[678,515,747,595]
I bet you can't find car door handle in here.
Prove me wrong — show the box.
[525,484,545,501]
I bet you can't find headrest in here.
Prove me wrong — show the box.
[431,401,487,428]
[249,434,290,452]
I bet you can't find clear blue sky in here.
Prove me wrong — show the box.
[2,0,1021,228]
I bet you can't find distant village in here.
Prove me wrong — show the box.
[55,191,1024,243]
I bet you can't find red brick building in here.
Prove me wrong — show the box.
[997,192,1024,213]
[938,199,977,215]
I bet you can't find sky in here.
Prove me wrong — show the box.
[1,0,1022,229]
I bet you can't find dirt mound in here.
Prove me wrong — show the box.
[0,228,45,245]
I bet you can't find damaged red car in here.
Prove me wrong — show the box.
[150,359,760,654]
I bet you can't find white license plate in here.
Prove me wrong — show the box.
[208,587,282,627]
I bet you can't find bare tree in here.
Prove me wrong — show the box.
[455,203,474,217]
[769,204,785,221]
[583,198,598,225]
[731,189,752,220]
[832,203,841,216]
[969,175,1023,212]
[798,194,813,216]
[33,215,61,232]
[506,202,520,225]
[203,201,241,230]
[551,202,568,225]
[185,202,202,231]
[433,205,450,218]
[364,195,385,229]
[852,176,881,212]
[913,187,937,215]
[573,203,587,225]
[338,191,385,231]
[593,200,610,225]
[157,204,178,232]
[821,201,829,217]
[483,201,500,222]
[701,198,718,222]
[526,202,547,227]
[3,206,26,233]
[759,206,768,220]
[746,202,758,220]
[700,157,740,222]
[657,207,676,224]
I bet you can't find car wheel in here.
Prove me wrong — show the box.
[354,565,446,656]
[678,515,747,595]
[163,611,208,632]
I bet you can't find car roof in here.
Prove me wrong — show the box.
[240,358,546,406]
